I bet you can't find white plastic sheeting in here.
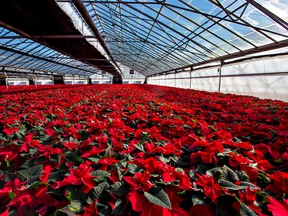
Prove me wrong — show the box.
[90,73,113,84]
[175,72,190,89]
[64,79,88,85]
[91,78,112,84]
[7,78,29,86]
[221,76,288,100]
[190,68,219,92]
[35,79,53,85]
[148,55,288,102]
[122,79,144,84]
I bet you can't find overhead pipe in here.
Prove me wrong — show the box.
[71,0,122,78]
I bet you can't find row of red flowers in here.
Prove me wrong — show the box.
[0,84,287,215]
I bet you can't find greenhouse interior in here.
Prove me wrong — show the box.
[0,0,288,215]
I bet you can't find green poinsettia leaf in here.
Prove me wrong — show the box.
[135,143,145,152]
[206,167,223,180]
[240,203,258,216]
[239,181,259,189]
[189,170,197,180]
[235,170,249,181]
[70,200,82,213]
[233,137,242,143]
[112,197,126,214]
[159,155,169,163]
[34,156,47,164]
[55,206,78,216]
[127,163,142,174]
[175,167,185,174]
[98,190,111,206]
[195,164,209,175]
[91,170,110,182]
[19,148,38,157]
[17,164,43,182]
[104,146,112,157]
[48,170,66,182]
[19,160,34,169]
[87,157,99,163]
[95,189,112,215]
[108,182,130,196]
[191,194,206,206]
[4,172,18,182]
[39,133,50,141]
[8,192,15,200]
[257,173,271,187]
[97,204,110,216]
[222,165,239,182]
[87,181,110,204]
[144,187,172,209]
[117,167,124,181]
[218,179,246,190]
[15,127,27,138]
[115,153,129,161]
[49,154,62,164]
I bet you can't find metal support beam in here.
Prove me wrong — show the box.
[58,0,162,3]
[189,68,192,89]
[1,69,54,77]
[0,35,97,39]
[0,21,33,40]
[72,0,122,77]
[33,35,97,39]
[4,69,8,89]
[77,58,109,61]
[218,61,223,93]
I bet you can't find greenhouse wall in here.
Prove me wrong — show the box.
[148,55,288,102]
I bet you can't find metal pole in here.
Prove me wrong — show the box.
[189,70,192,89]
[218,61,223,93]
[174,72,176,87]
[4,68,8,90]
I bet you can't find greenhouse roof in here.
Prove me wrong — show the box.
[0,0,288,77]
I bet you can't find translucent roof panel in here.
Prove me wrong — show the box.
[65,0,288,76]
[0,27,106,77]
[1,0,287,77]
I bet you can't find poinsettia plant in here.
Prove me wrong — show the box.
[0,84,287,216]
